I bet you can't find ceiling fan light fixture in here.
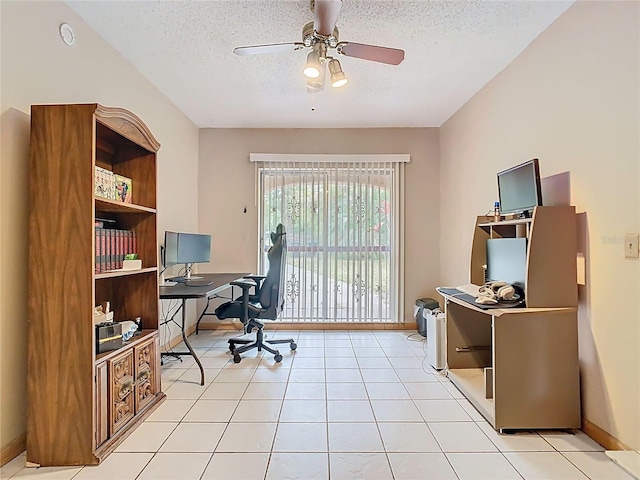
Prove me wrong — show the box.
[233,0,406,94]
[307,62,326,93]
[306,77,324,93]
[328,58,348,87]
[304,51,321,78]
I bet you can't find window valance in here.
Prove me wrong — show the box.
[249,153,410,163]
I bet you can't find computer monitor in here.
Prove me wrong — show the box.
[497,158,542,218]
[486,238,527,289]
[163,231,211,281]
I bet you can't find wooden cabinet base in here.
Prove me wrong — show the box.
[27,393,165,467]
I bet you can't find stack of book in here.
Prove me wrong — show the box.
[95,221,137,273]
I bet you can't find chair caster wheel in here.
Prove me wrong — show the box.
[290,342,297,351]
[274,354,283,363]
[233,354,241,363]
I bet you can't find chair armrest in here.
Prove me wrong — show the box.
[243,274,266,292]
[244,275,266,281]
[231,280,256,291]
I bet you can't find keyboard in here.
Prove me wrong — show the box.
[455,284,481,297]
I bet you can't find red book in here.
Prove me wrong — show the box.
[104,229,109,271]
[123,230,127,268]
[106,229,111,271]
[132,232,137,258]
[119,230,125,268]
[95,227,100,273]
[116,230,121,269]
[110,229,116,270]
[100,228,106,273]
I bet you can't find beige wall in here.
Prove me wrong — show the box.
[0,1,199,453]
[197,128,440,325]
[440,0,639,450]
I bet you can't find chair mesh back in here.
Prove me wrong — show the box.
[258,224,287,318]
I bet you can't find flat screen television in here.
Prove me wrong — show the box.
[163,231,211,281]
[497,158,542,218]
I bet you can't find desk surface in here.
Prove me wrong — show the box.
[159,272,248,299]
[436,286,576,316]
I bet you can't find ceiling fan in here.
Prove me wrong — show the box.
[233,0,405,93]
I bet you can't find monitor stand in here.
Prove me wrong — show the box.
[167,263,203,282]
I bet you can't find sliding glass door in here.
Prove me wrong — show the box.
[259,160,401,323]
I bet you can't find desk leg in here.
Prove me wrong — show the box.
[161,305,184,365]
[180,298,205,386]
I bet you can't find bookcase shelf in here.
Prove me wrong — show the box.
[28,104,165,467]
[95,329,157,363]
[95,197,157,214]
[95,267,158,280]
[477,217,533,228]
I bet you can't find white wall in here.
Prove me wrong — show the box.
[197,128,440,326]
[0,1,199,454]
[440,0,639,449]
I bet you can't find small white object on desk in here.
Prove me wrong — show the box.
[162,281,178,286]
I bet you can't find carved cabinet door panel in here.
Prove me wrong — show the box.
[134,336,157,413]
[107,349,135,436]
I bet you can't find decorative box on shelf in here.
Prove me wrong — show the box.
[95,322,123,354]
[114,174,132,203]
[122,254,141,270]
[122,259,142,270]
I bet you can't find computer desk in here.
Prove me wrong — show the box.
[159,272,248,385]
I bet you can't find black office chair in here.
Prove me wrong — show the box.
[215,224,297,363]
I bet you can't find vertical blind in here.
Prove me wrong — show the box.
[252,154,408,323]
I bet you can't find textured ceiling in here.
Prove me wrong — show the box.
[66,0,573,128]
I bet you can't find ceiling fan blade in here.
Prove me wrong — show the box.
[337,42,405,65]
[233,43,305,56]
[313,0,342,36]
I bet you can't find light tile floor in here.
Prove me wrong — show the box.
[2,330,633,480]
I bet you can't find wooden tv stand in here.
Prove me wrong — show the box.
[438,206,581,431]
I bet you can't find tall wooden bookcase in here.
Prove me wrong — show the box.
[28,104,165,466]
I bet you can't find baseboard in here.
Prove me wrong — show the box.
[582,418,631,451]
[1,434,25,467]
[198,322,413,331]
